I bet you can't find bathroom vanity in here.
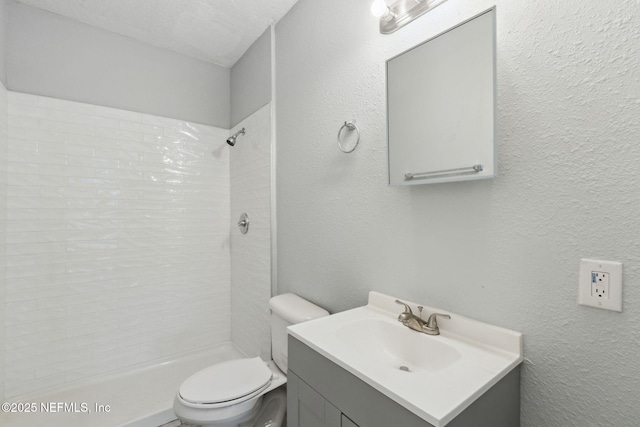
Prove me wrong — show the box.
[286,292,522,427]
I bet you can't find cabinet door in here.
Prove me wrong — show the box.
[342,414,360,427]
[288,371,341,427]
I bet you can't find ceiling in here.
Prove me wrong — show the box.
[15,0,300,68]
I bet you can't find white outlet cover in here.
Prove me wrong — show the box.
[579,259,623,312]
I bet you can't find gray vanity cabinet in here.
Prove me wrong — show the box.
[287,370,342,427]
[287,336,521,427]
[341,415,359,427]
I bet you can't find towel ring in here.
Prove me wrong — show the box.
[337,120,360,153]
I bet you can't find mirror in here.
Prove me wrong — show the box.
[387,8,496,186]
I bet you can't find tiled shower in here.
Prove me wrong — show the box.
[0,79,8,403]
[0,87,272,400]
[229,104,273,362]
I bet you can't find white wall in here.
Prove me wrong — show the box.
[230,103,272,360]
[230,29,272,128]
[0,0,7,85]
[0,78,7,401]
[5,92,231,398]
[275,0,640,426]
[6,1,230,128]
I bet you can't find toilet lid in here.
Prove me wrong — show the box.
[179,357,272,404]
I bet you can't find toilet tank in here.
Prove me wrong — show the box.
[269,293,329,374]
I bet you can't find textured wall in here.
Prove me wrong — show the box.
[5,92,230,398]
[275,0,640,426]
[230,28,272,128]
[6,1,230,128]
[230,103,272,360]
[0,78,7,401]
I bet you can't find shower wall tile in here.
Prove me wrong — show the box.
[230,104,272,360]
[0,80,8,401]
[4,92,231,398]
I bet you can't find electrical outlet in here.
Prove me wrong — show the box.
[579,259,622,312]
[591,271,609,299]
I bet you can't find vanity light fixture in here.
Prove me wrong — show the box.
[371,0,448,34]
[370,0,394,21]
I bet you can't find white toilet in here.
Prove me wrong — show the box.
[173,293,329,427]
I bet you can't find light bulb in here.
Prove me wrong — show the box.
[370,0,391,19]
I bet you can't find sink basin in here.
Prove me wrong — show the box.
[287,291,523,427]
[336,319,461,373]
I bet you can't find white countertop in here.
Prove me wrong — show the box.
[287,291,523,427]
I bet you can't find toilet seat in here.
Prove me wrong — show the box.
[179,357,272,407]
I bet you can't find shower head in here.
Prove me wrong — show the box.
[226,128,246,146]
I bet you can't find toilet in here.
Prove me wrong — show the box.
[173,293,329,427]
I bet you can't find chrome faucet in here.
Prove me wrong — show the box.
[395,299,450,335]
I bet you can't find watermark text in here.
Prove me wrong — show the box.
[2,402,111,413]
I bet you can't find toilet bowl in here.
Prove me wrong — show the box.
[173,358,286,426]
[173,293,329,427]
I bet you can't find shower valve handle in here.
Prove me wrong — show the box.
[237,213,249,234]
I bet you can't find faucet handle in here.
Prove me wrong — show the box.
[426,313,451,329]
[395,299,413,314]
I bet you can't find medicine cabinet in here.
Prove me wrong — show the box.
[387,8,496,186]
